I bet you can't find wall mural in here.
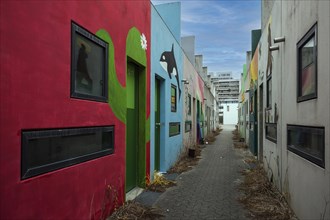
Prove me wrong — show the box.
[249,45,259,89]
[96,27,149,126]
[160,44,181,100]
[266,21,273,77]
[96,27,150,185]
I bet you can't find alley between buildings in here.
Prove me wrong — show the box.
[138,125,249,219]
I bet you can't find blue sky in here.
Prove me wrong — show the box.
[151,0,261,79]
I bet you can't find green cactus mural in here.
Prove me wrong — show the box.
[96,27,150,190]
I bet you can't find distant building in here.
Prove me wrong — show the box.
[211,72,239,124]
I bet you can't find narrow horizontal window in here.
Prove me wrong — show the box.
[169,122,180,137]
[21,126,114,179]
[287,125,324,168]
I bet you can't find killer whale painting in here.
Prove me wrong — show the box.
[160,44,181,100]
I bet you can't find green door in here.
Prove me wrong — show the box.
[126,63,139,192]
[154,78,160,171]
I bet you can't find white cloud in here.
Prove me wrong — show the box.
[152,0,261,75]
[180,1,235,25]
[242,19,261,31]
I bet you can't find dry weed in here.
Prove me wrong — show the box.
[146,171,176,192]
[167,145,202,174]
[238,163,297,220]
[205,133,216,143]
[107,201,164,220]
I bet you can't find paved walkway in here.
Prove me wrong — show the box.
[154,124,248,219]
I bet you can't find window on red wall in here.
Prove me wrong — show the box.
[21,126,114,180]
[71,21,108,102]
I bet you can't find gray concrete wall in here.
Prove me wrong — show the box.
[195,55,203,76]
[280,1,330,219]
[258,1,330,219]
[181,36,195,66]
[258,0,282,191]
[261,0,275,31]
[183,54,206,149]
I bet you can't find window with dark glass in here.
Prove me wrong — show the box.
[188,94,191,115]
[185,121,192,132]
[267,76,272,108]
[171,84,177,112]
[265,123,277,143]
[287,125,324,168]
[297,23,317,102]
[71,21,108,102]
[21,126,114,179]
[169,122,180,136]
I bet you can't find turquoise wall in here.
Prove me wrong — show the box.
[150,3,183,174]
[154,2,181,42]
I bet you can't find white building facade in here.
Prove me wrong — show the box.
[211,72,239,125]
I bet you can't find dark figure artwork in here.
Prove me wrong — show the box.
[77,43,93,91]
[160,44,181,100]
[266,24,272,77]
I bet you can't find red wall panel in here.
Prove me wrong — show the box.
[0,1,150,219]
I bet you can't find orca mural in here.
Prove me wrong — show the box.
[160,44,181,99]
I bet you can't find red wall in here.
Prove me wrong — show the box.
[0,1,150,219]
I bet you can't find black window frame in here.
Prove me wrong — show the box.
[185,121,192,133]
[297,23,317,103]
[188,94,191,115]
[169,122,180,137]
[266,76,272,109]
[71,21,109,102]
[265,123,277,143]
[21,126,114,180]
[171,84,177,112]
[287,124,324,168]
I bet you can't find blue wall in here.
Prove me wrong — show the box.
[150,3,183,174]
[154,2,181,43]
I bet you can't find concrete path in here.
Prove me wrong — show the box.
[154,124,248,219]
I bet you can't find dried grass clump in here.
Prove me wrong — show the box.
[167,145,202,174]
[204,134,216,143]
[212,127,222,136]
[146,171,176,192]
[232,126,247,149]
[232,129,240,141]
[238,164,297,220]
[107,201,164,220]
[233,142,248,149]
[212,130,220,136]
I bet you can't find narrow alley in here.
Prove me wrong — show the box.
[154,125,247,219]
[1,1,329,220]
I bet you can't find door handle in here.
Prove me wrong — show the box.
[155,123,161,126]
